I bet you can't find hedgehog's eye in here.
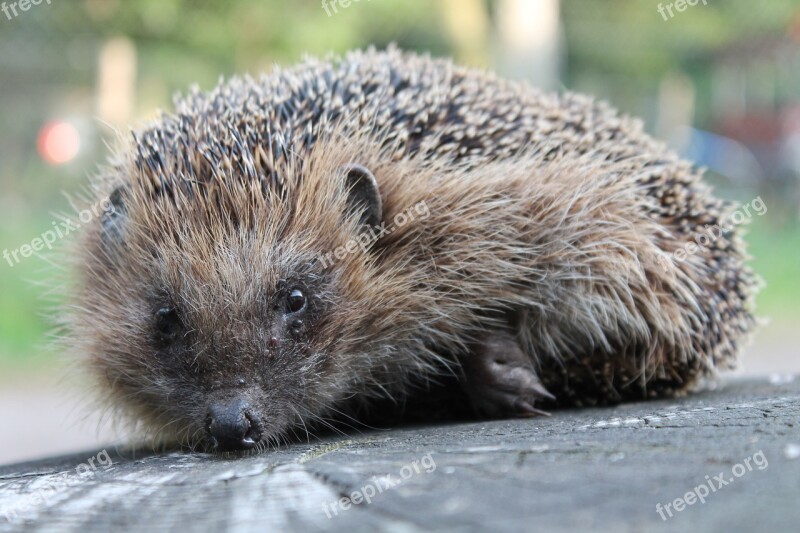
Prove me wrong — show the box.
[155,307,182,339]
[286,288,306,314]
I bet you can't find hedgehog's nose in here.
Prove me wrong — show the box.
[206,399,260,451]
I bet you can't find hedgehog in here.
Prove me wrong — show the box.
[65,47,759,452]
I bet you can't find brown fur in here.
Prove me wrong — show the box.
[64,47,759,449]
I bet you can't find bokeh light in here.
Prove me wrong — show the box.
[36,121,81,165]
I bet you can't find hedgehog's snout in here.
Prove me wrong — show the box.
[206,398,261,451]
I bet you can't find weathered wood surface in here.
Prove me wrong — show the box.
[1,377,798,532]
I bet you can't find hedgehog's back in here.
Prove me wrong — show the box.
[124,48,758,377]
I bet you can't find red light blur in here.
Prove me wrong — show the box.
[37,121,81,165]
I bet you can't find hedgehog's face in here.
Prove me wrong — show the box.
[76,162,384,452]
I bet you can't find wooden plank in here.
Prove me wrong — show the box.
[1,377,798,532]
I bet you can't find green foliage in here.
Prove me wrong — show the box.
[746,219,800,325]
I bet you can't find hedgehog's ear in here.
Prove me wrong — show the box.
[101,185,128,250]
[340,164,382,230]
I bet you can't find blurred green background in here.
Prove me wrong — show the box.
[0,1,798,387]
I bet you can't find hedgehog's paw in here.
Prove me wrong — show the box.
[461,332,555,418]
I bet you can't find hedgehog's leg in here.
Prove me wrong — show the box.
[460,331,555,417]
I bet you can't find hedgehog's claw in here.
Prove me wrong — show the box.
[461,331,555,418]
[514,399,552,418]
